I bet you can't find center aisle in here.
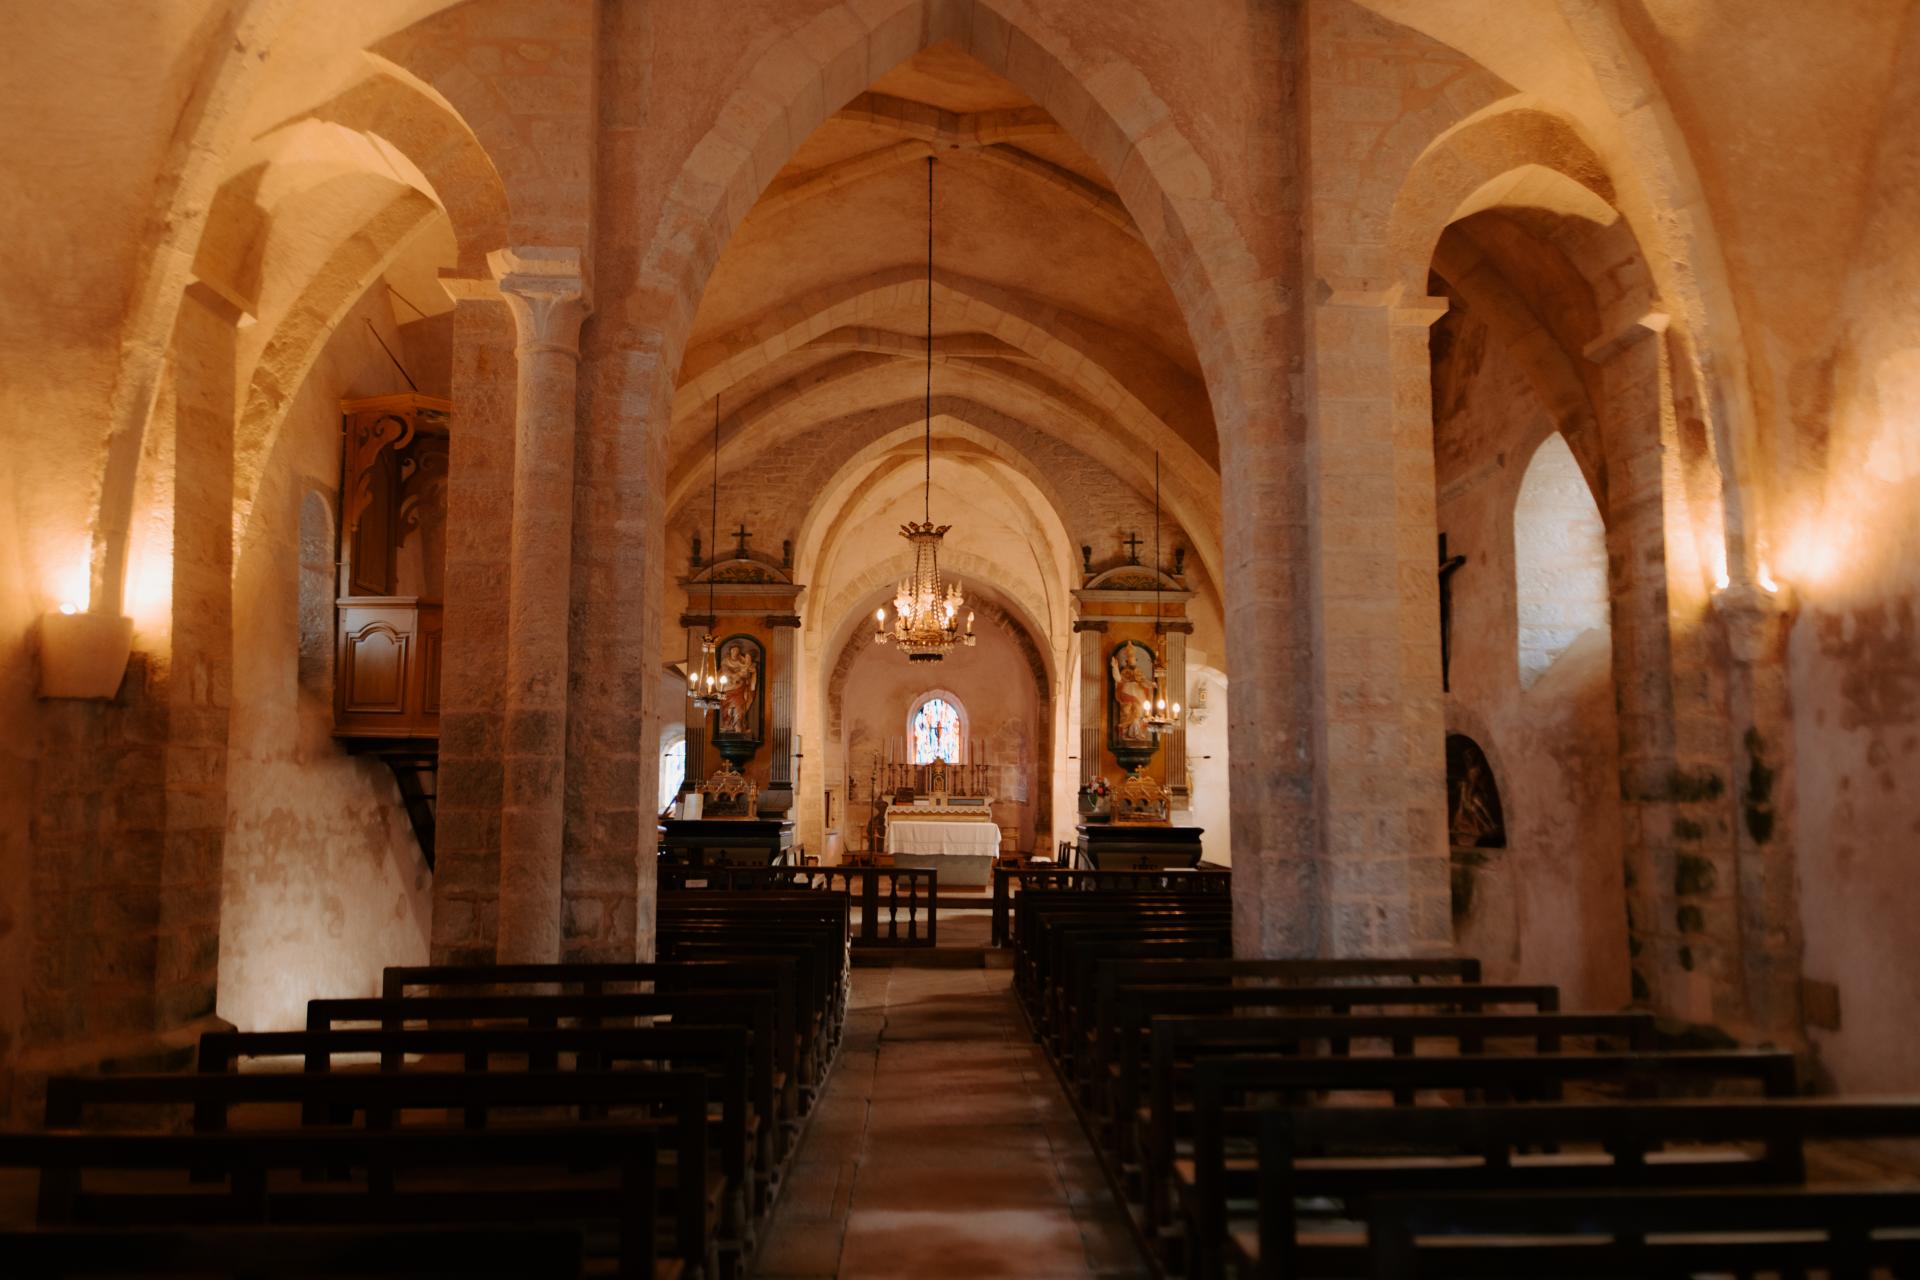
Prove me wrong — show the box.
[755,961,1149,1278]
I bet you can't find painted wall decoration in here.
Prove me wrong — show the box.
[1446,733,1506,849]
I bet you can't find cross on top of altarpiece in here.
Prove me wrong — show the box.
[1121,530,1144,564]
[731,523,752,558]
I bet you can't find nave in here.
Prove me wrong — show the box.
[6,878,1920,1278]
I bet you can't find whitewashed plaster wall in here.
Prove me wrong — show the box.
[1431,295,1631,1012]
[216,287,437,1031]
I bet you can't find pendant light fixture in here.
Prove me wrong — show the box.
[875,156,975,663]
[1147,450,1182,736]
[687,395,730,710]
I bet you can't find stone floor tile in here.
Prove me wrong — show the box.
[755,966,1148,1278]
[837,1208,1094,1278]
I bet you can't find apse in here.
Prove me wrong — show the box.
[657,41,1229,874]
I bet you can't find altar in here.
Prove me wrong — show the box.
[884,801,999,886]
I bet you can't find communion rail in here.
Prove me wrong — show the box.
[657,863,937,948]
[990,865,1231,947]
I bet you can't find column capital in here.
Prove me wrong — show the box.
[1712,580,1794,664]
[1317,283,1450,328]
[1584,311,1670,365]
[1071,619,1109,634]
[488,246,591,358]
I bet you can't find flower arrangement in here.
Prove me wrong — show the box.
[1087,776,1112,799]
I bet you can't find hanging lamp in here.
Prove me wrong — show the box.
[687,396,730,710]
[874,156,975,663]
[1146,450,1182,736]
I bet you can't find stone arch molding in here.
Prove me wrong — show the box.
[89,38,516,619]
[1382,92,1758,584]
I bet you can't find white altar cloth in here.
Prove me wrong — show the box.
[885,817,1002,857]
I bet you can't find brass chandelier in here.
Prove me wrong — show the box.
[875,157,974,663]
[687,395,730,710]
[1146,450,1182,736]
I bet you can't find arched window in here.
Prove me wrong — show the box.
[1513,433,1610,689]
[909,695,964,764]
[657,731,687,809]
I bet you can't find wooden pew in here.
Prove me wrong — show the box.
[991,868,1231,947]
[0,1125,665,1279]
[1179,1048,1798,1276]
[381,958,805,1108]
[1232,1098,1920,1280]
[1014,900,1231,1005]
[1365,1184,1920,1278]
[197,1023,765,1229]
[0,1223,590,1277]
[1102,985,1565,1143]
[1079,958,1484,1108]
[43,1070,712,1276]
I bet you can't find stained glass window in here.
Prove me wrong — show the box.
[911,697,962,764]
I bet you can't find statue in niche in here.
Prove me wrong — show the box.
[717,641,759,734]
[1445,733,1506,849]
[1110,643,1155,744]
[711,634,765,765]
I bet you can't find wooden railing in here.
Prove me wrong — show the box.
[990,865,1231,946]
[657,863,937,948]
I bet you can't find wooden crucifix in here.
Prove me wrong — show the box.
[731,522,752,558]
[1121,530,1144,564]
[1438,532,1467,693]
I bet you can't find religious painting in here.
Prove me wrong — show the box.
[1107,640,1159,767]
[710,634,765,756]
[1445,733,1506,849]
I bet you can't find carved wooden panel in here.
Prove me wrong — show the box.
[419,605,443,716]
[341,617,409,715]
[334,394,451,743]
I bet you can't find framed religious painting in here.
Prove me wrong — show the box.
[1107,639,1159,769]
[710,633,765,765]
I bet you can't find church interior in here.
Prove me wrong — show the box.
[3,1,1920,1275]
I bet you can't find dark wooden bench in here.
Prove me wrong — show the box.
[1364,1183,1920,1278]
[380,959,806,1104]
[1015,902,1231,1005]
[1231,1098,1920,1280]
[1179,1049,1798,1276]
[197,1023,764,1228]
[0,1125,668,1279]
[1079,957,1484,1109]
[0,1223,590,1277]
[1103,985,1564,1142]
[44,1070,711,1276]
[991,866,1230,946]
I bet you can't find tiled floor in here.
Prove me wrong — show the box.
[754,965,1148,1279]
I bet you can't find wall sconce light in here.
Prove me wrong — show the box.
[37,608,134,699]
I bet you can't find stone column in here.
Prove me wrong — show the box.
[1717,583,1802,1044]
[1302,291,1453,957]
[1073,621,1105,791]
[763,616,801,816]
[430,289,516,964]
[1593,322,1741,1029]
[489,247,590,966]
[1164,623,1191,801]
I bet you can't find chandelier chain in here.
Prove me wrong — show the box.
[924,155,932,524]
